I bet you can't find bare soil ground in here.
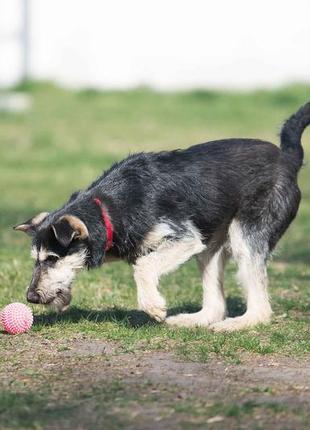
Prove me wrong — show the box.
[1,335,309,429]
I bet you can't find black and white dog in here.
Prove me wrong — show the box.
[14,103,310,331]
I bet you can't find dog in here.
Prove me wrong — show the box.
[14,103,310,331]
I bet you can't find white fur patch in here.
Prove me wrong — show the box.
[210,311,272,332]
[32,212,49,225]
[208,219,272,331]
[38,248,60,262]
[31,247,61,262]
[166,219,273,331]
[228,220,271,311]
[57,251,87,271]
[35,249,87,311]
[30,247,38,260]
[141,222,174,252]
[228,220,251,262]
[167,247,227,327]
[134,221,206,322]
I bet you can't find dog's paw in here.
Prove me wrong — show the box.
[166,313,200,327]
[166,310,226,328]
[138,295,167,322]
[210,313,271,332]
[210,317,243,332]
[143,304,167,322]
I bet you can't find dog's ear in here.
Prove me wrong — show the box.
[13,212,49,235]
[52,215,89,248]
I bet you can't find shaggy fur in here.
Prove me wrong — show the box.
[14,103,310,330]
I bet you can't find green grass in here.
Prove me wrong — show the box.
[0,82,310,428]
[1,82,309,357]
[1,385,301,430]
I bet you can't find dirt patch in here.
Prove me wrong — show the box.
[0,336,309,429]
[139,351,310,390]
[55,338,310,428]
[60,338,310,393]
[61,338,117,356]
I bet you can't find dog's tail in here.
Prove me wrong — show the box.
[280,102,310,170]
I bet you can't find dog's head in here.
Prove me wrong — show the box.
[14,212,90,312]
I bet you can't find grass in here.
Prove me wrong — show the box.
[1,81,309,357]
[0,82,310,428]
[1,386,300,430]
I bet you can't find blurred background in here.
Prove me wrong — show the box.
[1,0,310,89]
[0,0,310,262]
[1,4,310,427]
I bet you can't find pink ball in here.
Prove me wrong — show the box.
[0,303,33,334]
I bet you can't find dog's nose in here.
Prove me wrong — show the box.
[27,290,40,304]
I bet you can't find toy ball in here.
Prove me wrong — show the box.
[0,303,33,335]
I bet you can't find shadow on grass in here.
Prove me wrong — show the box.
[34,296,246,328]
[0,391,75,429]
[0,388,125,430]
[34,306,155,328]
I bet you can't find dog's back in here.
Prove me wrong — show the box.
[83,104,309,262]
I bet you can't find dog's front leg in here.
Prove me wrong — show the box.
[133,229,206,322]
[134,257,167,322]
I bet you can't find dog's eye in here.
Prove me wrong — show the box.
[45,255,59,263]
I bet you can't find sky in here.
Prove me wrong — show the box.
[1,0,310,89]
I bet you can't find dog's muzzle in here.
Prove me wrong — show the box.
[27,289,40,304]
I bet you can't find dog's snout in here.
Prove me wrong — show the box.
[27,289,40,304]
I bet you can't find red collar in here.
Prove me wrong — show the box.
[94,198,114,251]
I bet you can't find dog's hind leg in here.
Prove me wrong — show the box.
[166,247,227,327]
[134,225,205,322]
[211,220,272,332]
